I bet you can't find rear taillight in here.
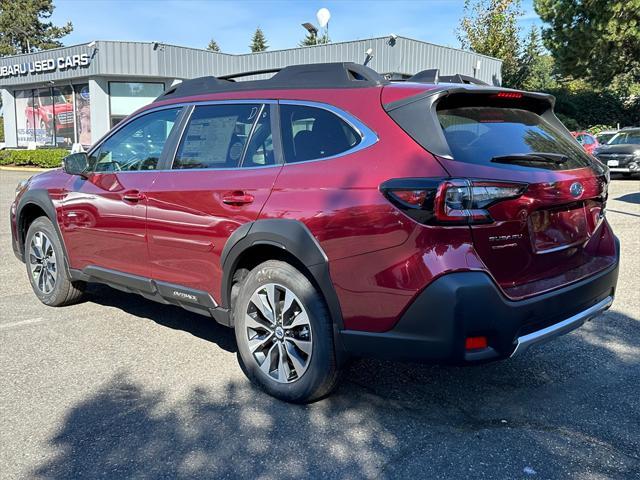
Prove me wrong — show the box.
[381,178,527,225]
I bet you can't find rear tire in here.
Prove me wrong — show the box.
[234,260,339,403]
[25,217,86,306]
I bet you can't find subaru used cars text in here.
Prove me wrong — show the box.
[11,63,619,402]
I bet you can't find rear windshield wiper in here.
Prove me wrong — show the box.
[491,153,569,165]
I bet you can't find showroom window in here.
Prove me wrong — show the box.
[14,84,91,148]
[109,82,165,127]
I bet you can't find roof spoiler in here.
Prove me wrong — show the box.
[405,68,488,86]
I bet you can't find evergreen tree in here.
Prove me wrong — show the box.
[0,0,73,56]
[535,0,640,86]
[206,38,220,52]
[250,27,268,52]
[300,30,330,47]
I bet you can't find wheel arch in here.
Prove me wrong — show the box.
[16,190,70,272]
[221,219,344,332]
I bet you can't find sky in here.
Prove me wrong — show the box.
[50,0,543,54]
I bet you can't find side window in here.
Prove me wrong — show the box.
[88,108,180,172]
[583,135,594,145]
[279,104,360,163]
[173,104,261,169]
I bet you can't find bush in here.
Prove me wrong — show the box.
[0,148,69,168]
[0,117,4,142]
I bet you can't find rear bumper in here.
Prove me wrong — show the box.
[510,295,612,358]
[339,242,619,363]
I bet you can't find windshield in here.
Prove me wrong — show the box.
[37,94,67,106]
[607,131,640,145]
[437,107,595,170]
[597,133,616,144]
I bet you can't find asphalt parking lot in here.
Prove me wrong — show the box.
[0,169,638,480]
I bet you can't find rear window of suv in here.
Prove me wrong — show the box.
[437,107,594,170]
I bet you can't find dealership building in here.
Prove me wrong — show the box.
[0,36,502,150]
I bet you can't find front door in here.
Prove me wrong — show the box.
[146,102,282,301]
[61,107,183,278]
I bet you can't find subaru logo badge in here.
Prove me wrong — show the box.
[570,182,584,198]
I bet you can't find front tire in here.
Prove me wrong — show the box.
[234,260,339,403]
[25,217,85,306]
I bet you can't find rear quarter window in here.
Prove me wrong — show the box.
[279,104,360,163]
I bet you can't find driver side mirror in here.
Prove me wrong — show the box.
[63,152,90,178]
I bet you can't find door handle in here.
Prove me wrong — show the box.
[222,191,254,206]
[122,190,146,203]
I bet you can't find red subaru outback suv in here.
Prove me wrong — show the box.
[11,63,619,402]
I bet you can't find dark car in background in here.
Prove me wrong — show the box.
[594,127,640,177]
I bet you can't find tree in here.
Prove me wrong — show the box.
[523,54,558,91]
[299,30,330,47]
[534,0,640,87]
[206,38,220,52]
[0,0,73,56]
[516,26,559,91]
[457,0,523,87]
[515,27,542,87]
[250,27,268,53]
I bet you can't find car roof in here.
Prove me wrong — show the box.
[155,62,388,103]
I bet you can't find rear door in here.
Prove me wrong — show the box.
[145,101,282,301]
[435,96,609,296]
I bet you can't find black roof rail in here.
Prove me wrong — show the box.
[155,62,387,101]
[405,68,488,86]
[218,68,282,81]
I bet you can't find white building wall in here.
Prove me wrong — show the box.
[88,78,110,144]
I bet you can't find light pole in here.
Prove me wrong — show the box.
[302,22,318,44]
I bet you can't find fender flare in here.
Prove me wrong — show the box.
[16,189,71,273]
[220,219,344,331]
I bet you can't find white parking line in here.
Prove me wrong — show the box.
[0,317,46,330]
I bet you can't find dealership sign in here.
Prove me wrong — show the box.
[0,54,91,78]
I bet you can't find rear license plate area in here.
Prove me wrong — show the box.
[529,203,589,253]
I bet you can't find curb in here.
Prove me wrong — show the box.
[0,166,55,172]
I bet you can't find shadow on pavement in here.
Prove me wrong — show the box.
[85,283,237,353]
[32,310,640,479]
[614,191,640,205]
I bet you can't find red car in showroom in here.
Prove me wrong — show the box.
[11,63,619,402]
[24,92,75,137]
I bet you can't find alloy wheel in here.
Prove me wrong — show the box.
[29,231,57,294]
[244,283,313,383]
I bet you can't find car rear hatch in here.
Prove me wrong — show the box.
[383,86,614,299]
